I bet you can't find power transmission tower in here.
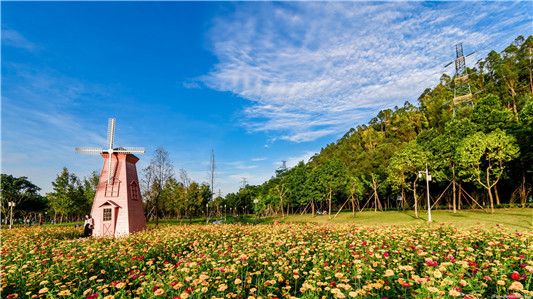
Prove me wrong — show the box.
[449,43,474,116]
[241,177,247,189]
[281,160,287,171]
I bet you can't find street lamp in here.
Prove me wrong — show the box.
[253,199,259,225]
[418,163,432,222]
[206,203,209,225]
[8,201,15,229]
[224,204,227,221]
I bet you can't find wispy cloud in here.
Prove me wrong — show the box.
[1,28,40,52]
[251,157,267,161]
[202,2,531,143]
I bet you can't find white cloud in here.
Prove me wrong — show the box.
[251,157,267,161]
[202,2,531,143]
[1,28,39,52]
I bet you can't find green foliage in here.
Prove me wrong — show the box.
[457,129,520,188]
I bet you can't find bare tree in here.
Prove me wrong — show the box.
[179,168,191,188]
[143,146,174,226]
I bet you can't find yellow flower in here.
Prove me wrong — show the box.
[154,288,165,296]
[449,289,461,296]
[433,270,442,278]
[39,281,48,286]
[101,270,106,274]
[58,290,71,296]
[509,281,524,291]
[234,278,242,284]
[38,288,49,294]
[83,289,93,295]
[115,282,125,289]
[497,280,506,286]
[348,291,357,297]
[384,269,394,277]
[89,276,98,281]
[103,296,115,299]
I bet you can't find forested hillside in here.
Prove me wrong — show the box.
[221,35,533,217]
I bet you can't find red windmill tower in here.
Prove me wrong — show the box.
[76,118,147,237]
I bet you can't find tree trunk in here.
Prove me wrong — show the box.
[458,183,462,210]
[487,187,495,213]
[521,165,527,205]
[352,197,355,218]
[494,184,501,206]
[312,200,315,217]
[328,188,332,219]
[452,165,457,213]
[413,181,418,218]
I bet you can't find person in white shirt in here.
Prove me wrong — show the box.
[83,214,94,237]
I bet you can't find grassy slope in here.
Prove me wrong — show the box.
[274,208,532,232]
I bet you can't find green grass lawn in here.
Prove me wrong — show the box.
[272,208,532,232]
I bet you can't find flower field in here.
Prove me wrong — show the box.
[1,223,532,298]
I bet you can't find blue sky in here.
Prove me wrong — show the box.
[2,1,531,196]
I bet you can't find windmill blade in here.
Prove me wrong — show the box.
[75,147,103,154]
[108,152,113,184]
[114,147,145,154]
[107,118,116,149]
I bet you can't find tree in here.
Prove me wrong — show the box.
[347,176,365,217]
[82,170,100,211]
[428,119,477,213]
[306,159,348,219]
[143,146,174,226]
[458,129,520,213]
[388,141,430,218]
[48,167,86,223]
[1,174,42,225]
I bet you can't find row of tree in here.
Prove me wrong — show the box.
[221,35,533,218]
[0,148,216,224]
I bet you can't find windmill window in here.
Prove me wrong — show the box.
[130,181,139,200]
[105,179,120,197]
[103,208,112,222]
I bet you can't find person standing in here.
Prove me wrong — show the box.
[83,215,94,237]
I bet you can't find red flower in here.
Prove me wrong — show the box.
[330,281,336,286]
[185,287,194,293]
[510,272,520,281]
[152,286,159,292]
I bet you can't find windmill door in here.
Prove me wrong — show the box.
[98,201,120,237]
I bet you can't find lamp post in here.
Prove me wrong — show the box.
[8,201,15,229]
[224,204,227,221]
[418,163,432,223]
[253,199,259,225]
[206,203,209,225]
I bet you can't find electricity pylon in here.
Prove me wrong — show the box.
[444,43,475,116]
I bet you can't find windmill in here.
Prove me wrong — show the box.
[76,118,145,184]
[75,118,147,237]
[442,43,476,116]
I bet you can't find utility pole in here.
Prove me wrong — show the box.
[419,164,432,222]
[209,149,216,202]
[9,201,15,229]
[241,177,247,189]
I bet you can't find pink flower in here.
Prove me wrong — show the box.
[384,252,390,258]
